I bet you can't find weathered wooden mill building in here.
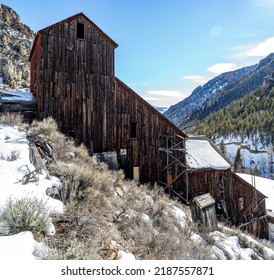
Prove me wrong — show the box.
[29,13,188,189]
[29,13,269,238]
[186,136,268,237]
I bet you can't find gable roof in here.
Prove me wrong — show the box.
[29,12,118,60]
[186,136,232,170]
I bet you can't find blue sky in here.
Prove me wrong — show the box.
[3,0,274,107]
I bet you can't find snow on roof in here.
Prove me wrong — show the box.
[237,173,274,211]
[186,137,231,170]
[0,91,35,103]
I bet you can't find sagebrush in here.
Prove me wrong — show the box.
[0,196,51,235]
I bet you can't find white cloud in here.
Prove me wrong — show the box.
[143,97,160,101]
[143,90,188,107]
[183,75,208,85]
[146,90,182,97]
[127,81,151,87]
[245,37,274,57]
[207,63,238,74]
[231,37,274,59]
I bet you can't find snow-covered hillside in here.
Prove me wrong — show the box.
[215,135,274,179]
[0,121,274,260]
[0,124,63,259]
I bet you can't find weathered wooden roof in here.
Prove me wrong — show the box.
[192,193,215,208]
[186,136,232,170]
[29,12,118,60]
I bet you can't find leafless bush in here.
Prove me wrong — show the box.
[0,149,21,161]
[0,112,24,126]
[7,149,21,161]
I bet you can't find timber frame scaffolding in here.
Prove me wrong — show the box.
[159,133,189,203]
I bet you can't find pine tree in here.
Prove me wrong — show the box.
[234,147,243,172]
[219,139,226,156]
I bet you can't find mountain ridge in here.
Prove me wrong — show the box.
[164,53,274,130]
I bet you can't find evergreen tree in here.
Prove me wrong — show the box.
[219,139,226,156]
[234,148,243,172]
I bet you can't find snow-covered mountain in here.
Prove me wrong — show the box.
[155,106,168,114]
[0,3,34,90]
[164,53,274,130]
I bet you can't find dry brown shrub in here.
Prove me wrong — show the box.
[27,119,214,260]
[0,112,25,126]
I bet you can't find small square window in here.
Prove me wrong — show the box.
[77,22,85,39]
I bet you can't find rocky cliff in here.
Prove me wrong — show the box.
[0,3,34,90]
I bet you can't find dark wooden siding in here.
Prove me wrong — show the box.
[32,16,116,144]
[29,14,187,189]
[30,13,268,239]
[114,78,187,186]
[187,169,267,237]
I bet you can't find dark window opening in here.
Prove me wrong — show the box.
[130,122,137,138]
[219,175,224,189]
[77,23,85,39]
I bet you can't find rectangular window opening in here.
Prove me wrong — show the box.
[130,122,137,138]
[77,22,85,39]
[219,175,224,189]
[239,197,244,210]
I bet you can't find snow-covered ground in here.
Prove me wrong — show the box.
[0,124,64,259]
[215,135,273,179]
[0,123,274,260]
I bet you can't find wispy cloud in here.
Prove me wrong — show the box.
[146,90,182,97]
[254,0,274,8]
[231,36,274,59]
[143,97,160,101]
[182,75,208,85]
[207,63,238,74]
[127,81,151,87]
[246,37,274,56]
[143,90,188,107]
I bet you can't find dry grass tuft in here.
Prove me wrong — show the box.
[0,112,25,126]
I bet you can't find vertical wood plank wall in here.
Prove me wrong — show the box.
[30,14,268,238]
[187,169,267,237]
[30,15,187,190]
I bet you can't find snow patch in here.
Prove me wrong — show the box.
[117,250,136,260]
[0,231,46,260]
